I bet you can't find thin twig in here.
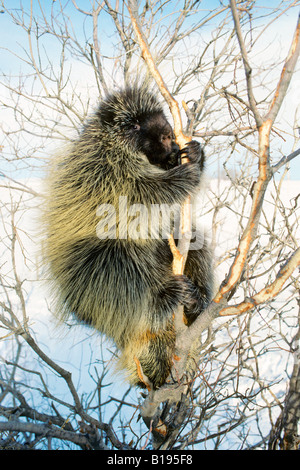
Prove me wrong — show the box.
[229,0,262,128]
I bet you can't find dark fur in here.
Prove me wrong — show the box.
[43,86,213,389]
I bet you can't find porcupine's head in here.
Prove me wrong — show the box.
[96,86,176,165]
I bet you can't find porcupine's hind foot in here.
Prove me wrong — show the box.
[120,323,175,390]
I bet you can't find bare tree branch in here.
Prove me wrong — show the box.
[219,247,300,316]
[230,0,263,128]
[265,12,300,124]
[214,3,300,305]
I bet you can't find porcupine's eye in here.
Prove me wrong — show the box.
[132,123,140,131]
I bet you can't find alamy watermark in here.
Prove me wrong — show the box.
[96,196,207,250]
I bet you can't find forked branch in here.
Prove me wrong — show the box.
[214,2,300,308]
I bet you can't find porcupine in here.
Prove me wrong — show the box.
[42,85,213,389]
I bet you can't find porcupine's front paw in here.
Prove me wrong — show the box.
[179,140,205,171]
